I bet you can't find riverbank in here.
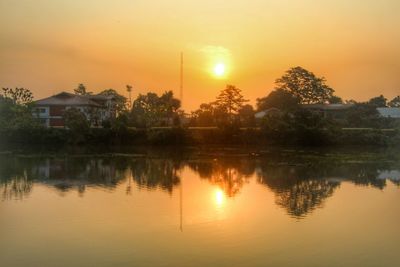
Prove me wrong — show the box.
[1,126,399,152]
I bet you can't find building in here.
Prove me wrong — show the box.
[377,107,400,119]
[255,108,282,119]
[32,92,116,127]
[301,103,354,120]
[255,104,354,120]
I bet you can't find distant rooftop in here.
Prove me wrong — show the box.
[377,107,400,118]
[301,103,355,110]
[34,92,111,107]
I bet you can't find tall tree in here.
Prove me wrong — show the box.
[275,66,334,104]
[74,83,92,95]
[215,85,247,117]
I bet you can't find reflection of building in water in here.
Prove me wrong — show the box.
[29,158,129,194]
[378,170,400,185]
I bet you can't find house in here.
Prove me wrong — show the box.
[377,107,400,119]
[255,108,282,119]
[301,104,354,119]
[32,92,116,127]
[255,104,354,120]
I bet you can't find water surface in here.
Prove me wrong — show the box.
[1,150,399,267]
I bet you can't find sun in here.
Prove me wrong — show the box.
[213,63,226,77]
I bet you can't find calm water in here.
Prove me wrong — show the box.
[1,150,400,267]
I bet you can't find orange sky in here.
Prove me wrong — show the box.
[1,0,399,111]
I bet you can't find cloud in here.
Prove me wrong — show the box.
[200,45,231,61]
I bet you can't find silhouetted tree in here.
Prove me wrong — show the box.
[256,88,299,111]
[215,85,248,122]
[74,83,92,95]
[99,89,127,114]
[388,96,400,107]
[238,104,256,127]
[63,108,90,143]
[328,95,343,104]
[275,66,334,104]
[368,95,387,107]
[130,91,181,127]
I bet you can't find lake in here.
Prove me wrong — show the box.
[1,149,399,267]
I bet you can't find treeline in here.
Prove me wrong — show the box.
[1,66,400,148]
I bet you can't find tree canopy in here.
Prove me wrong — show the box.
[275,66,334,104]
[388,96,400,107]
[257,88,299,111]
[99,89,128,114]
[74,83,92,95]
[368,95,387,107]
[130,91,181,127]
[1,87,33,105]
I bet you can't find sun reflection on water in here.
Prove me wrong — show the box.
[215,188,225,206]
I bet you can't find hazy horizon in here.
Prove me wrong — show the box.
[1,0,400,111]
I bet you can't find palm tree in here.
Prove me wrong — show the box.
[126,85,133,109]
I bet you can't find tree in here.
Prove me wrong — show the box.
[215,85,248,122]
[0,88,40,130]
[1,87,33,105]
[275,66,334,104]
[74,83,91,95]
[63,108,90,143]
[256,88,299,111]
[130,91,181,128]
[388,96,400,107]
[328,95,343,104]
[238,104,256,127]
[368,95,387,107]
[99,89,127,114]
[345,103,381,128]
[190,103,215,126]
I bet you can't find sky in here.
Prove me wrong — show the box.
[1,0,400,111]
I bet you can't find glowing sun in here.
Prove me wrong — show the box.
[213,63,226,77]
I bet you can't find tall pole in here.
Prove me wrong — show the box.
[180,52,183,106]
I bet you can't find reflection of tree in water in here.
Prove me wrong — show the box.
[256,164,340,218]
[130,159,181,194]
[255,156,400,218]
[1,152,400,211]
[187,159,255,197]
[0,157,33,200]
[275,180,338,218]
[1,173,33,201]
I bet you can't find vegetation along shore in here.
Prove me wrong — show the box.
[1,66,400,149]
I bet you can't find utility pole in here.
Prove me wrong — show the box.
[180,52,183,106]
